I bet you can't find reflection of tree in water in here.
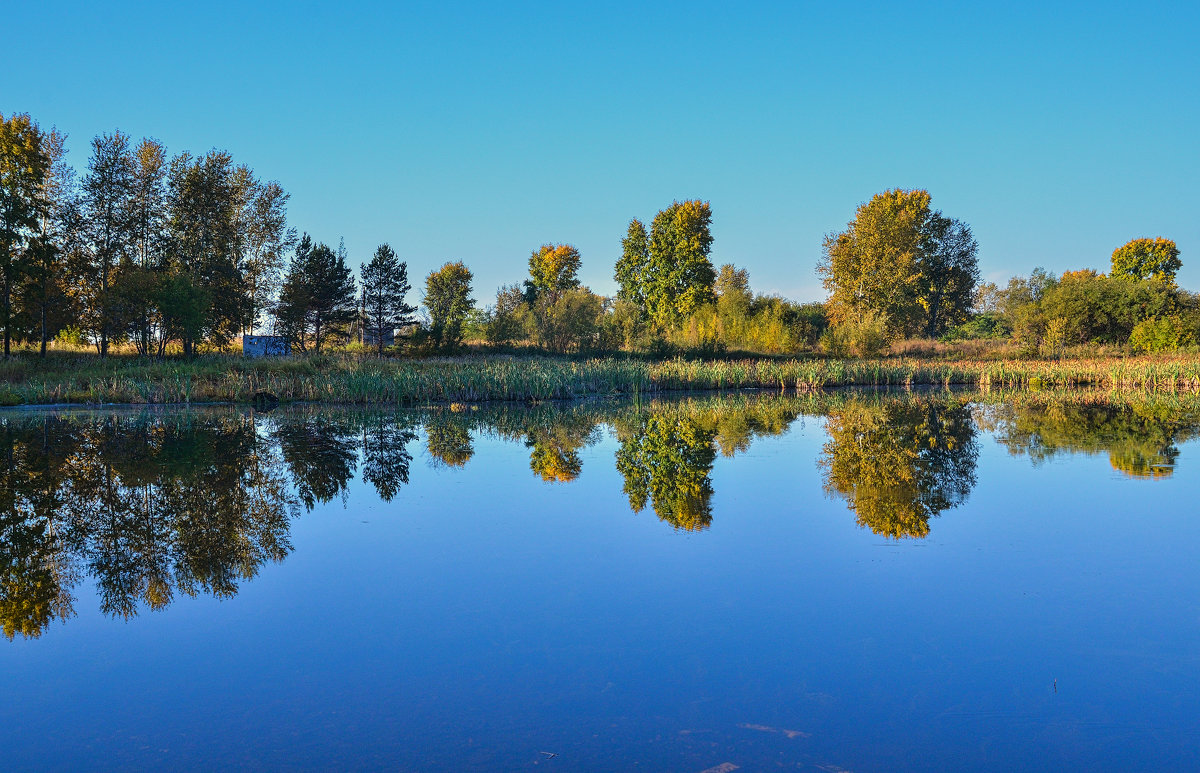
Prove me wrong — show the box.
[360,417,418,501]
[980,397,1200,479]
[819,396,979,539]
[525,416,598,483]
[0,413,297,637]
[424,414,474,468]
[614,398,801,531]
[273,416,359,508]
[616,412,717,531]
[0,409,428,640]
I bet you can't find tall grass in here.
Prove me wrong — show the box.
[2,352,1200,406]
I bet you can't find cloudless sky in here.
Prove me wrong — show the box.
[4,0,1198,303]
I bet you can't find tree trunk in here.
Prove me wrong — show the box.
[39,298,48,357]
[2,275,9,358]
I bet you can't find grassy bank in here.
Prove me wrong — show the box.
[3,352,1200,406]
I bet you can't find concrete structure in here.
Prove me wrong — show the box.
[242,335,291,357]
[363,328,396,348]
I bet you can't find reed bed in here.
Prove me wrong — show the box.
[3,352,1200,407]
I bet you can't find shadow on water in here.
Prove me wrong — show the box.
[3,389,1200,638]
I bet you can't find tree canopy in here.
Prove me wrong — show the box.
[1111,237,1181,283]
[818,188,979,339]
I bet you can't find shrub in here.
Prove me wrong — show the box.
[1128,316,1195,353]
[822,311,889,358]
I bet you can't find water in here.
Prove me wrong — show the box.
[2,392,1199,771]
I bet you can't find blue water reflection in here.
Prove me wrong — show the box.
[2,392,1199,771]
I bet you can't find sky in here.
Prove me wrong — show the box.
[4,0,1198,304]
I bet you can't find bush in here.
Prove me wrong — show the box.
[941,312,1010,342]
[822,311,889,358]
[1128,316,1195,353]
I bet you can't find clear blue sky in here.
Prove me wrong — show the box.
[4,1,1197,303]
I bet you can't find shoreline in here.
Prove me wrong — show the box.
[3,353,1200,408]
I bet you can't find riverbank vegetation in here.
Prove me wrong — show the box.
[3,351,1200,407]
[2,111,1198,411]
[3,111,1198,366]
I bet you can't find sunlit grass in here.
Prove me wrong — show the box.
[2,351,1200,406]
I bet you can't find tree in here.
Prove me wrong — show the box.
[526,243,581,303]
[819,189,979,338]
[166,150,243,355]
[127,138,168,354]
[235,171,293,335]
[81,131,137,355]
[614,218,649,310]
[918,214,979,337]
[484,284,527,346]
[1111,238,1181,283]
[646,200,716,325]
[423,261,474,350]
[274,235,356,353]
[536,287,603,353]
[819,189,928,335]
[359,243,415,356]
[21,126,78,356]
[0,113,50,358]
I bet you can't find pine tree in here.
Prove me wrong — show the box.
[360,243,415,356]
[274,235,356,353]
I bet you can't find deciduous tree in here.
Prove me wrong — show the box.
[1111,238,1181,283]
[1,113,51,357]
[423,261,474,350]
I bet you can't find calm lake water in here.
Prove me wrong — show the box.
[2,391,1199,771]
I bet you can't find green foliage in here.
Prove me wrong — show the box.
[526,244,581,301]
[534,287,603,353]
[822,311,889,358]
[940,312,1010,342]
[274,235,357,353]
[1111,237,1181,282]
[483,284,527,346]
[644,201,716,326]
[0,112,52,357]
[1128,316,1195,353]
[819,189,978,339]
[423,261,474,350]
[614,218,649,310]
[360,243,415,356]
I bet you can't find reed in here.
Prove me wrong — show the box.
[2,352,1200,407]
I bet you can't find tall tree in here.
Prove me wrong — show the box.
[273,235,356,353]
[359,243,415,356]
[166,150,243,355]
[82,131,136,355]
[525,243,581,303]
[1110,238,1181,283]
[233,168,293,335]
[423,261,474,350]
[819,189,979,338]
[646,200,715,326]
[614,218,649,310]
[918,214,979,338]
[124,138,168,354]
[0,113,50,357]
[22,127,78,356]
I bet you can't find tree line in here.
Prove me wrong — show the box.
[3,111,1191,359]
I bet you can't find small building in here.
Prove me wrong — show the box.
[363,328,396,348]
[242,335,291,357]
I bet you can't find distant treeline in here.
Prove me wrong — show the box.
[1,112,1192,359]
